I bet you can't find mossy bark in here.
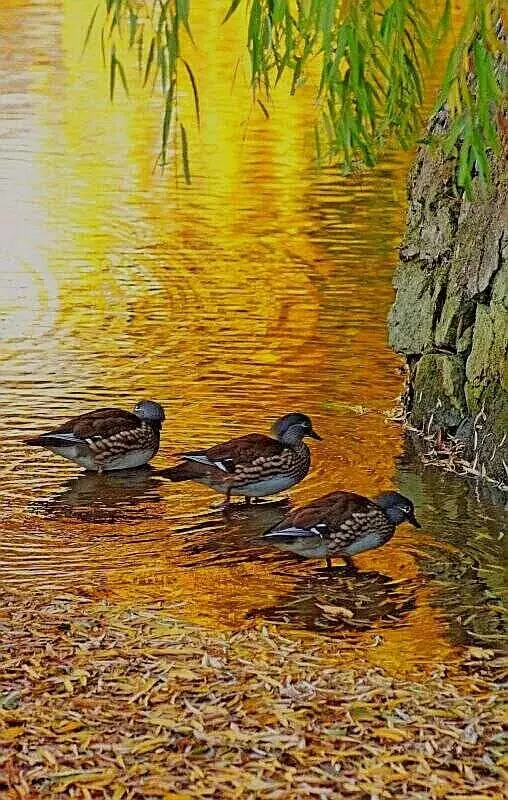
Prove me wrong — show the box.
[388,141,507,485]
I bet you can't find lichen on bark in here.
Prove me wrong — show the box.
[388,129,507,486]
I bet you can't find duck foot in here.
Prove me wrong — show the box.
[318,555,358,576]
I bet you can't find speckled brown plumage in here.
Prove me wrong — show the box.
[263,489,421,569]
[25,403,164,472]
[84,421,159,464]
[279,492,395,552]
[158,412,320,503]
[161,435,310,489]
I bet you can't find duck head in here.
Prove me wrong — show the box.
[133,400,165,428]
[374,491,421,528]
[271,412,321,445]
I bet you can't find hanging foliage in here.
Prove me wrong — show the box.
[87,0,506,193]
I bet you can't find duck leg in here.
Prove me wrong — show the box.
[212,485,234,511]
[326,556,333,570]
[217,485,233,510]
[342,555,357,571]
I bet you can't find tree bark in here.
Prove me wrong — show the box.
[388,124,507,486]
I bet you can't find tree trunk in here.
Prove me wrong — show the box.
[388,127,507,486]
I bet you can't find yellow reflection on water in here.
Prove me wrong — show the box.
[0,0,490,673]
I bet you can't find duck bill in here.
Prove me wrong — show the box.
[408,512,421,529]
[309,429,322,440]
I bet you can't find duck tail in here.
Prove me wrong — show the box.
[25,436,45,446]
[25,432,81,448]
[155,462,205,482]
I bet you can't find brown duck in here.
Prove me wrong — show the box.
[25,400,165,472]
[263,490,421,568]
[158,412,321,505]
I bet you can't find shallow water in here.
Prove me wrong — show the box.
[0,0,505,671]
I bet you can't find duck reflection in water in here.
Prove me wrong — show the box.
[248,569,418,633]
[175,500,292,568]
[29,467,163,523]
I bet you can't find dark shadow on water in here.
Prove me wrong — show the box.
[396,436,507,647]
[175,499,291,568]
[28,467,163,524]
[247,568,419,633]
[170,498,420,635]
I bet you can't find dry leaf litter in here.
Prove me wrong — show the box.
[0,590,506,799]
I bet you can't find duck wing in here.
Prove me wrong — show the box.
[25,408,144,450]
[264,491,382,543]
[180,433,284,474]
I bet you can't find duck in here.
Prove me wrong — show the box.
[158,412,321,505]
[25,400,165,472]
[263,490,420,569]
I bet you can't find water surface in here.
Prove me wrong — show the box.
[0,0,505,671]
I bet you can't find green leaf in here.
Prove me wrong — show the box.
[257,98,270,119]
[82,3,100,55]
[182,58,200,127]
[110,45,116,101]
[290,57,302,95]
[443,113,466,155]
[322,110,334,146]
[180,123,191,184]
[223,0,243,25]
[162,79,175,163]
[115,56,130,98]
[128,7,137,49]
[177,0,195,44]
[435,0,451,43]
[471,127,490,185]
[143,38,156,87]
[248,0,262,85]
[271,0,286,26]
[457,132,472,193]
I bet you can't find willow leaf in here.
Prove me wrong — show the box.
[180,123,191,184]
[223,0,243,25]
[162,80,175,162]
[83,3,100,55]
[115,56,130,97]
[257,98,270,118]
[182,58,201,127]
[110,46,116,101]
[143,38,156,86]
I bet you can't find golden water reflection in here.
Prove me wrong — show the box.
[0,0,505,673]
